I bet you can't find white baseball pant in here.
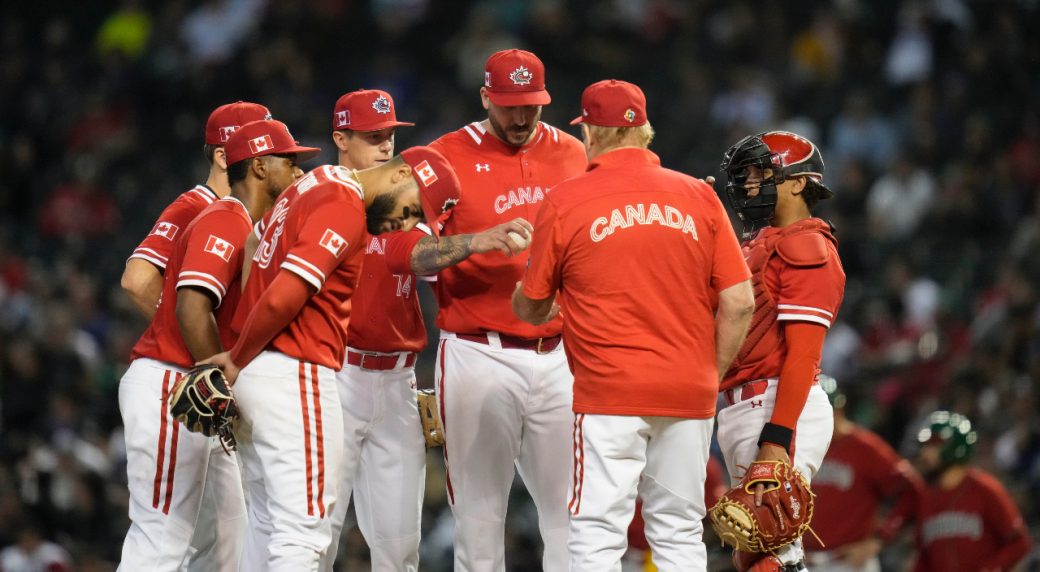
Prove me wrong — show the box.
[436,332,574,572]
[234,351,344,572]
[118,357,246,572]
[323,351,425,571]
[716,378,833,566]
[805,552,881,572]
[568,413,714,572]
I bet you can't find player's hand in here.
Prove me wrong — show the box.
[470,218,533,256]
[752,444,791,506]
[513,281,560,323]
[837,536,881,566]
[198,351,241,386]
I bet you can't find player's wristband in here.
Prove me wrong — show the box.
[758,422,794,453]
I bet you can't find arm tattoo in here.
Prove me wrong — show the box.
[411,234,475,275]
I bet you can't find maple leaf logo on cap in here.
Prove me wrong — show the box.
[372,95,392,115]
[336,110,350,127]
[509,66,533,86]
[249,135,274,154]
[414,160,438,187]
[219,126,238,142]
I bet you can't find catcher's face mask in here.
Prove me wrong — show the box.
[721,134,782,236]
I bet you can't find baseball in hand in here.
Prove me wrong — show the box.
[507,231,531,249]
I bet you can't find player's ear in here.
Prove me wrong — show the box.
[480,87,491,111]
[332,130,350,153]
[389,161,412,185]
[790,176,808,196]
[214,147,229,171]
[251,156,267,180]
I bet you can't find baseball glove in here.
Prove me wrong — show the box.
[417,389,445,448]
[709,460,815,553]
[169,365,238,454]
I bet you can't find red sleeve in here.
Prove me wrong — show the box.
[229,269,311,367]
[710,194,751,292]
[767,322,827,432]
[176,210,250,308]
[281,192,364,292]
[980,475,1031,571]
[384,226,433,275]
[522,198,563,300]
[129,189,213,270]
[775,253,844,328]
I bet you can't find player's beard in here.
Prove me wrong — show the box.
[488,109,541,147]
[365,192,398,234]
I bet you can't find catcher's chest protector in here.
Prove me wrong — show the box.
[737,219,836,367]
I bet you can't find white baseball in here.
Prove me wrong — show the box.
[507,231,530,249]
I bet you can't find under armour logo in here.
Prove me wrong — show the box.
[476,163,490,172]
[750,400,764,408]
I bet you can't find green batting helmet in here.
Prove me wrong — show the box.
[818,374,845,409]
[917,410,977,466]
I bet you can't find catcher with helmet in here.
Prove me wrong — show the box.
[910,411,1030,571]
[710,131,846,571]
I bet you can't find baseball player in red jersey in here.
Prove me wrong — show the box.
[716,131,846,572]
[122,101,272,318]
[514,80,754,572]
[419,48,586,572]
[321,88,429,572]
[202,147,462,571]
[804,376,923,572]
[118,119,315,571]
[910,411,1030,571]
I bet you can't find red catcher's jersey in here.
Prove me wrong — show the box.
[128,185,219,271]
[805,425,917,551]
[236,165,367,369]
[346,224,434,354]
[523,148,749,418]
[912,469,1029,571]
[429,121,586,338]
[131,197,252,368]
[720,218,845,391]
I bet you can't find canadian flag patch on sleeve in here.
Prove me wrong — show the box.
[319,229,348,257]
[204,235,235,261]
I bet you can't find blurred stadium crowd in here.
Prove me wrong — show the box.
[0,0,1038,569]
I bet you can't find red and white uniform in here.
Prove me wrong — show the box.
[119,195,252,572]
[715,217,845,565]
[128,185,218,273]
[323,224,435,572]
[231,165,366,571]
[911,469,1030,572]
[426,121,585,572]
[805,425,921,572]
[523,147,750,571]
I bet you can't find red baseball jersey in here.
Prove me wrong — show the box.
[523,148,750,418]
[346,224,434,354]
[131,197,252,368]
[128,185,219,271]
[805,425,919,551]
[236,165,367,369]
[429,121,586,338]
[912,469,1029,571]
[721,218,845,391]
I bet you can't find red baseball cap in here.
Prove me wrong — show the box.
[399,146,461,222]
[205,101,272,145]
[333,89,414,132]
[483,49,551,107]
[570,80,648,127]
[224,120,321,166]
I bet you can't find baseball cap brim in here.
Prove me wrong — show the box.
[569,115,585,126]
[335,119,416,132]
[281,145,322,161]
[487,90,551,107]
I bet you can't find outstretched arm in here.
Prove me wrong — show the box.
[408,217,534,275]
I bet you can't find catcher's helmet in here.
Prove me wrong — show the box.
[720,131,833,235]
[917,410,977,466]
[818,374,845,409]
